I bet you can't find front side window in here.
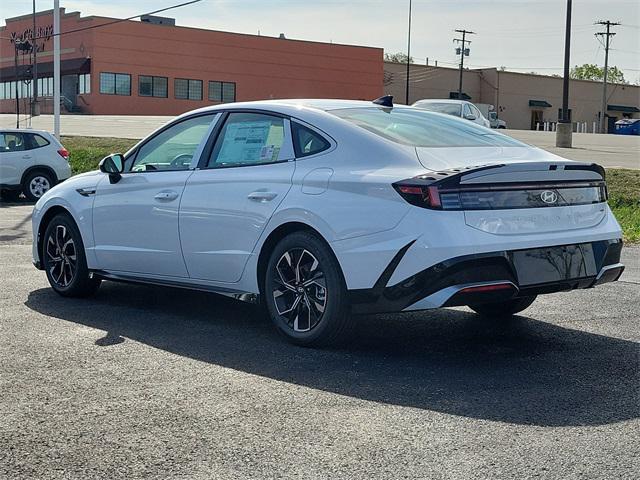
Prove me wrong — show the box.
[100,72,130,95]
[292,122,330,157]
[0,133,26,152]
[130,114,217,172]
[463,103,474,118]
[331,107,528,148]
[207,113,285,168]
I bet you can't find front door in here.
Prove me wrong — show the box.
[92,113,219,277]
[180,111,295,283]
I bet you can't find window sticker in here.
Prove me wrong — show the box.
[217,121,270,164]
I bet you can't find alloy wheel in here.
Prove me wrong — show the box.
[29,176,51,198]
[272,248,327,332]
[46,225,77,287]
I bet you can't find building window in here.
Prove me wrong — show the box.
[175,78,202,100]
[139,75,168,98]
[208,81,236,103]
[36,77,54,97]
[100,72,131,95]
[78,74,90,94]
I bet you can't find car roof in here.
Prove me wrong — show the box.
[0,128,53,135]
[181,98,406,119]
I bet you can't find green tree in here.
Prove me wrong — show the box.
[570,64,627,84]
[384,52,414,64]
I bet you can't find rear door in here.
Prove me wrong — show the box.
[0,132,33,186]
[180,111,295,283]
[92,113,219,277]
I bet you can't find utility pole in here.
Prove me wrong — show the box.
[556,0,573,147]
[454,29,474,99]
[405,0,412,105]
[32,0,39,117]
[595,20,620,134]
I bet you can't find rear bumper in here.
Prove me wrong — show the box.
[350,239,623,314]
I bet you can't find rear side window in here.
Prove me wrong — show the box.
[0,133,26,152]
[28,134,50,149]
[292,122,330,158]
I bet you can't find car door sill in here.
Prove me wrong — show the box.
[90,270,260,304]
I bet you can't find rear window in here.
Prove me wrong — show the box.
[330,107,526,148]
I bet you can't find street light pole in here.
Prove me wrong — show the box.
[405,0,412,105]
[32,0,39,117]
[556,0,573,147]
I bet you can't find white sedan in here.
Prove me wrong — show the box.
[413,99,491,128]
[31,97,624,346]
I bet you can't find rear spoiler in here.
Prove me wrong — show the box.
[399,162,606,190]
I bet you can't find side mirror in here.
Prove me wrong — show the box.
[464,114,477,121]
[99,153,124,183]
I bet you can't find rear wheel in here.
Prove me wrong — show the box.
[23,170,53,201]
[43,214,101,297]
[264,231,352,347]
[469,296,537,318]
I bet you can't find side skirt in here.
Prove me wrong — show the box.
[90,270,260,304]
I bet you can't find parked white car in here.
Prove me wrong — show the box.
[0,129,71,201]
[413,99,491,128]
[31,97,624,346]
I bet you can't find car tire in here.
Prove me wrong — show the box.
[42,213,101,298]
[23,170,53,202]
[469,295,537,318]
[264,231,352,347]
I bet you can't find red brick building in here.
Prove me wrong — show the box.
[0,9,383,115]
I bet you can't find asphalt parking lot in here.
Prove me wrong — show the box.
[1,201,639,479]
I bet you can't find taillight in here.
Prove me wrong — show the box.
[393,179,607,210]
[393,183,442,209]
[57,148,69,160]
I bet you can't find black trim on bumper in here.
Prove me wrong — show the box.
[350,239,623,314]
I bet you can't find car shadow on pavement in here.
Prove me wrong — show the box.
[25,282,639,428]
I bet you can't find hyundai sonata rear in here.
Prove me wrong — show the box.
[31,99,623,347]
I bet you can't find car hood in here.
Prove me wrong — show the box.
[415,146,566,171]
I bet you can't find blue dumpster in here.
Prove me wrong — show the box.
[613,118,640,135]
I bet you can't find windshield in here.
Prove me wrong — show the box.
[413,102,462,117]
[330,107,527,148]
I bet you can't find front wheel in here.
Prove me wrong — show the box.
[264,231,352,347]
[43,214,101,297]
[469,296,537,318]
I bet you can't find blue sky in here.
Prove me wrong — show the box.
[3,0,640,82]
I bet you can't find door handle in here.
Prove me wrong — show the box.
[248,191,278,202]
[22,155,31,159]
[154,190,179,201]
